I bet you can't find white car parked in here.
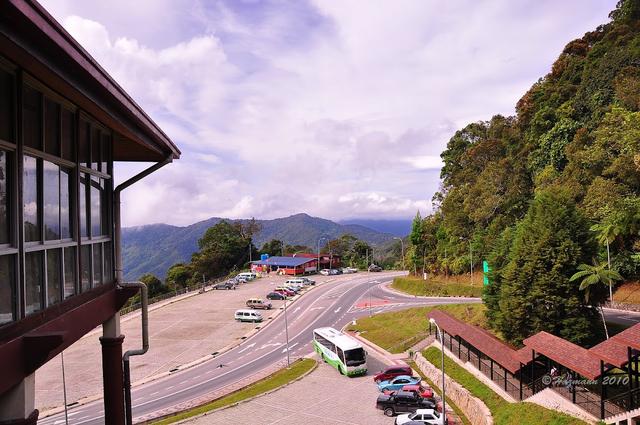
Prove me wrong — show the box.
[320,269,330,276]
[395,409,446,425]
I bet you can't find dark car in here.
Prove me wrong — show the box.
[266,292,286,300]
[376,391,436,417]
[213,281,236,290]
[369,264,382,272]
[374,365,413,383]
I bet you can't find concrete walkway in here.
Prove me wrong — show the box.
[183,353,393,425]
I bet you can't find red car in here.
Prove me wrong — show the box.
[373,365,413,383]
[383,384,434,399]
[274,288,295,297]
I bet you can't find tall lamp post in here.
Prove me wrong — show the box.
[284,296,290,367]
[317,236,327,272]
[460,237,473,285]
[429,318,446,425]
[394,237,405,270]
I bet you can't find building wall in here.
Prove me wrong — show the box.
[0,57,114,330]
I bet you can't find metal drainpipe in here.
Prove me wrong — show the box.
[114,156,172,424]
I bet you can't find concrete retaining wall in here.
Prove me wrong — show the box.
[413,352,493,425]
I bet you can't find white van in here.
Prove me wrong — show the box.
[285,278,305,289]
[234,309,263,322]
[237,272,256,281]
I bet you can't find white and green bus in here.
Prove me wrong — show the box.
[312,327,367,376]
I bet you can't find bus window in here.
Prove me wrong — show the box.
[344,348,366,366]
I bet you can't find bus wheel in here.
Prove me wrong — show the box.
[339,367,345,375]
[384,408,394,417]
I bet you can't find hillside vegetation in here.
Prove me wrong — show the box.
[406,0,640,346]
[123,213,394,279]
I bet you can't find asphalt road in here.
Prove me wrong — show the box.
[40,273,478,424]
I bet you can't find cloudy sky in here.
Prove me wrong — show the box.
[40,0,616,227]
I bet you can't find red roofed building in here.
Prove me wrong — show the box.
[428,310,640,421]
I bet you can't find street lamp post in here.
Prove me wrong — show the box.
[429,318,446,425]
[460,237,473,285]
[317,236,327,272]
[422,245,428,280]
[284,296,290,367]
[394,237,405,270]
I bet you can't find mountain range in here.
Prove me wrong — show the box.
[122,213,398,280]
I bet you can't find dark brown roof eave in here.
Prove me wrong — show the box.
[1,0,180,161]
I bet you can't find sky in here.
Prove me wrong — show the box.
[39,0,617,227]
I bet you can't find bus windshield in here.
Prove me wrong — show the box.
[343,348,365,366]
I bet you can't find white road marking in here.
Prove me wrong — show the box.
[334,307,341,313]
[259,343,281,350]
[282,342,299,353]
[237,343,256,354]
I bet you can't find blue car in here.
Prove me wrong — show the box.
[377,375,421,392]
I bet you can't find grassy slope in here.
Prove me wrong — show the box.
[422,347,586,425]
[391,275,483,297]
[152,358,316,424]
[346,304,486,353]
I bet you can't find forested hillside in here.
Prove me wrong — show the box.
[410,0,640,345]
[122,213,394,279]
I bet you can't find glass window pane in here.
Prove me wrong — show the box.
[0,151,8,244]
[79,173,88,238]
[0,255,14,324]
[103,242,112,284]
[91,127,100,171]
[44,161,60,240]
[78,120,89,168]
[61,108,74,162]
[101,133,110,173]
[23,85,41,150]
[61,168,71,239]
[64,247,76,299]
[101,179,109,237]
[91,176,101,237]
[47,249,62,306]
[23,156,39,242]
[93,243,102,285]
[0,69,14,143]
[25,251,43,314]
[81,244,91,292]
[44,98,60,156]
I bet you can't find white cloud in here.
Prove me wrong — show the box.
[39,1,617,226]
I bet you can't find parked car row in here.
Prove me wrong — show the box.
[319,267,357,275]
[373,366,445,424]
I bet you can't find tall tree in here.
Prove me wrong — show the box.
[496,191,600,345]
[191,220,253,278]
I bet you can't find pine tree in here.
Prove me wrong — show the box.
[497,191,601,345]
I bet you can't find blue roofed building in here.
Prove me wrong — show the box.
[251,255,318,276]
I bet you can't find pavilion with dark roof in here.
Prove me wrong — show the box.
[428,310,640,422]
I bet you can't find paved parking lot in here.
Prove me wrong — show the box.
[36,274,333,411]
[185,352,395,425]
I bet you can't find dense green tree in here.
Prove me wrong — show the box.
[191,220,254,278]
[165,263,193,289]
[496,191,600,345]
[139,273,169,298]
[260,239,285,257]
